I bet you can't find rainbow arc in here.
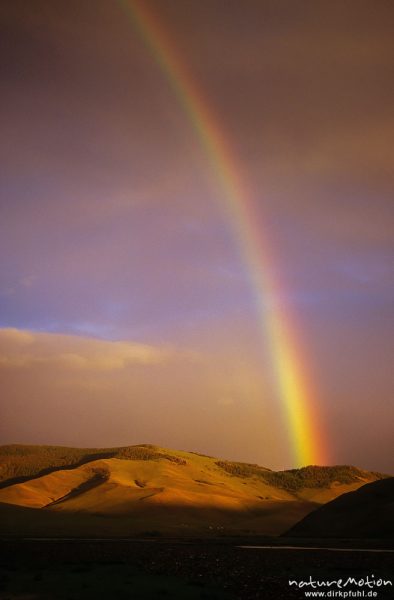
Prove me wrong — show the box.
[120,0,327,467]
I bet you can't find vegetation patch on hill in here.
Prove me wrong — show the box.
[215,461,387,491]
[115,446,186,465]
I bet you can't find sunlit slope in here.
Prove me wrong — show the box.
[0,445,388,537]
[0,452,295,512]
[0,466,96,509]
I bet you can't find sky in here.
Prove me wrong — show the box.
[0,0,393,471]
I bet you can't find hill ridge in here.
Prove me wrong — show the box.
[0,444,390,538]
[0,443,389,491]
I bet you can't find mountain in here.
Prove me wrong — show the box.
[0,444,388,537]
[286,477,394,539]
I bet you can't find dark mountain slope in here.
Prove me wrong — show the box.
[287,477,394,538]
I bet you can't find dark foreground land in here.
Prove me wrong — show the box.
[0,539,393,600]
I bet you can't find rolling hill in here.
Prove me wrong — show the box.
[0,444,388,537]
[286,477,394,538]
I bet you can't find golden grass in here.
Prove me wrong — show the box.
[0,446,386,537]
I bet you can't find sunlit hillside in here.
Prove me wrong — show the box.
[0,445,388,538]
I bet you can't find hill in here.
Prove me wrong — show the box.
[286,477,394,539]
[0,444,389,537]
[0,444,182,487]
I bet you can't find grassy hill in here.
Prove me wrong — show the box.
[0,444,185,487]
[0,444,389,538]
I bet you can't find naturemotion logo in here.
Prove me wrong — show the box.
[288,574,392,598]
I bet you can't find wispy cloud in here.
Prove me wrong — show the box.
[0,328,168,371]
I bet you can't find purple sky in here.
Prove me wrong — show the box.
[0,0,393,471]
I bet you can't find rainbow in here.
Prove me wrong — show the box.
[120,0,327,467]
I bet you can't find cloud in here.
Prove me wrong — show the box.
[0,328,168,371]
[0,328,35,346]
[0,325,288,470]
